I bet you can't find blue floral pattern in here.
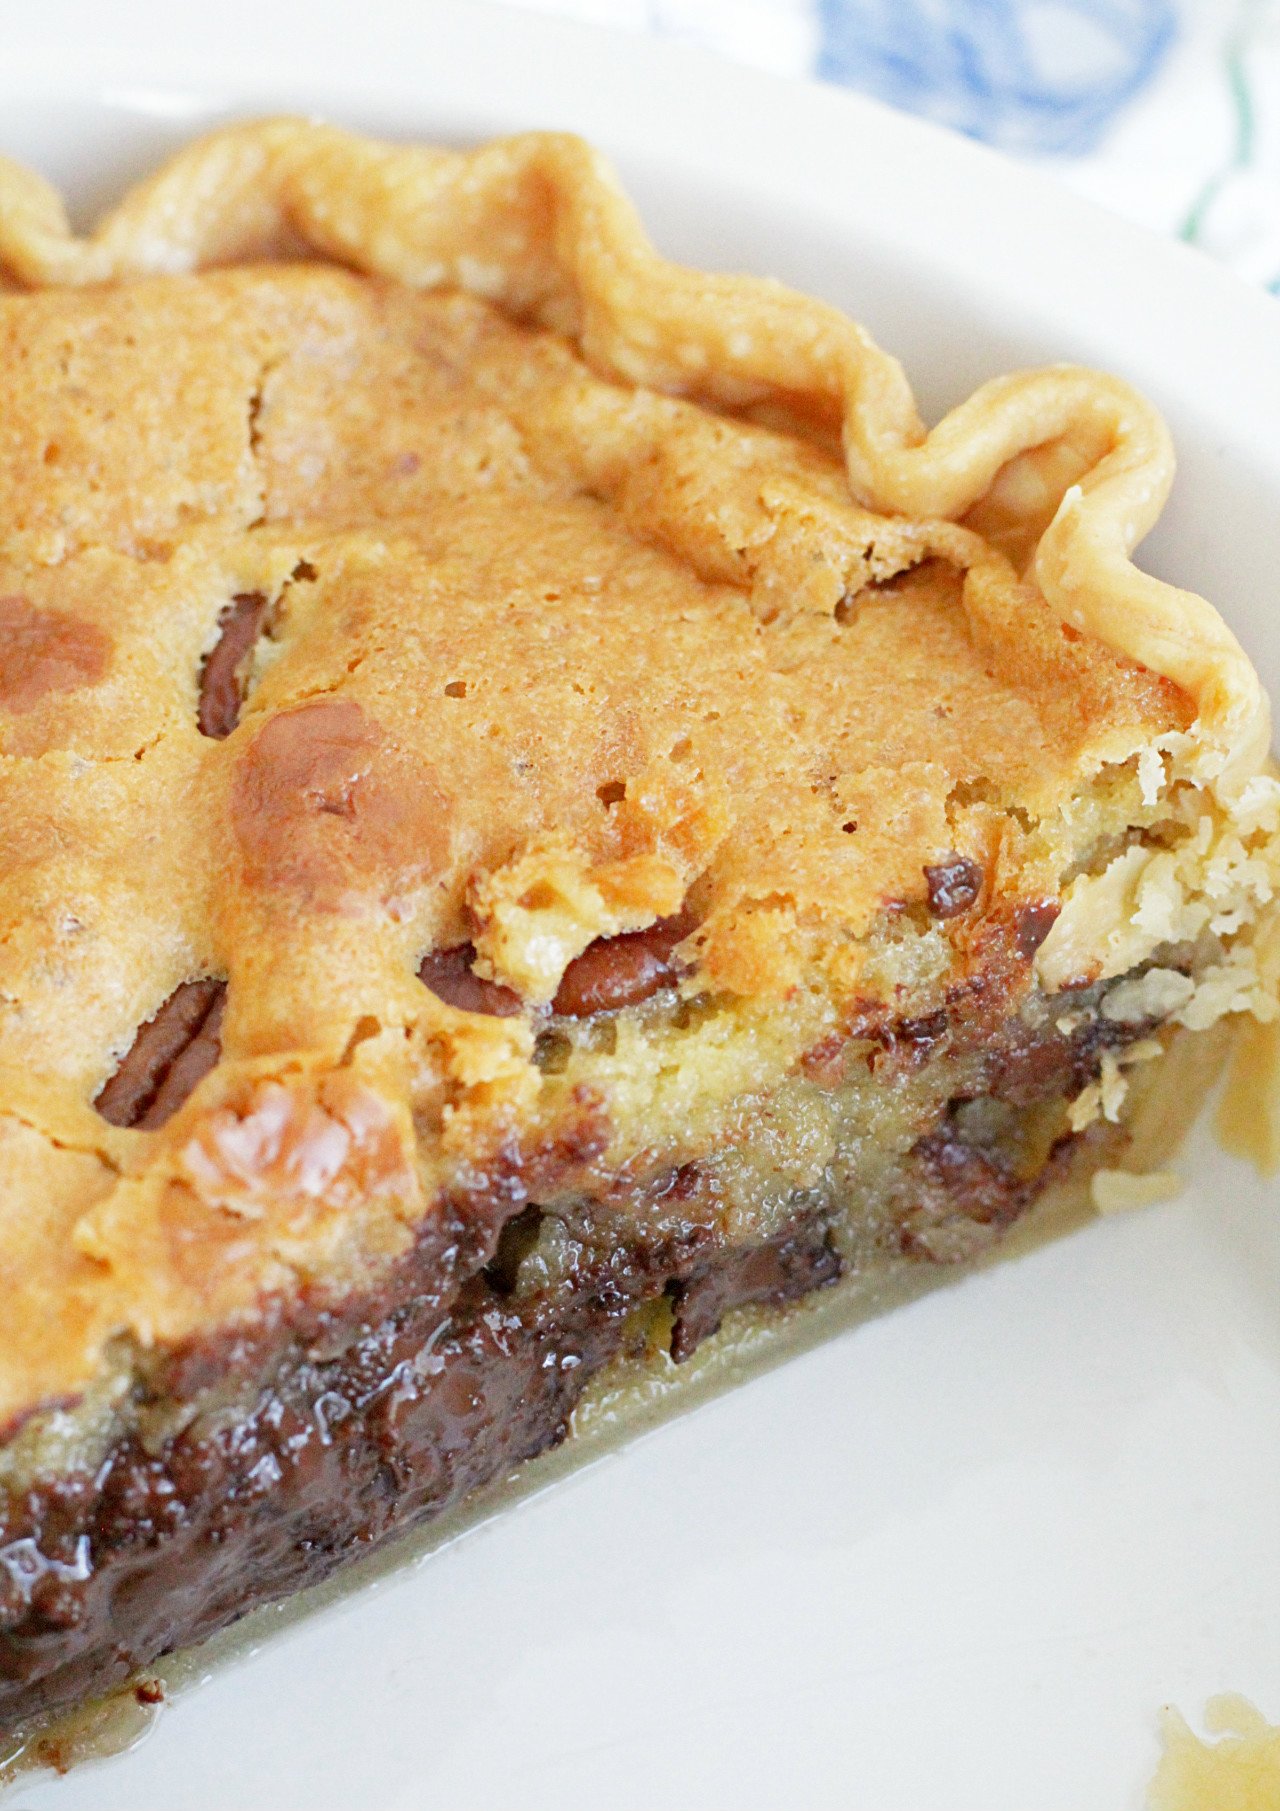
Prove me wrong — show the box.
[815,0,1177,154]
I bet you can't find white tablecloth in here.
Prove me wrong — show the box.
[505,0,1280,290]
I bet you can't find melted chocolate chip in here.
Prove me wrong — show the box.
[483,1205,545,1295]
[897,1126,1028,1263]
[197,593,269,738]
[923,854,984,919]
[669,1222,842,1363]
[1,973,1163,1730]
[553,911,695,1018]
[1014,898,1061,959]
[895,1010,949,1054]
[95,979,227,1130]
[418,945,522,1017]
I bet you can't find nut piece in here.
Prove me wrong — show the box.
[418,944,522,1017]
[197,593,269,738]
[95,978,226,1129]
[0,595,110,713]
[553,910,695,1017]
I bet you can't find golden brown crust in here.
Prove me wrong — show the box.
[0,128,1275,1435]
[0,120,1264,776]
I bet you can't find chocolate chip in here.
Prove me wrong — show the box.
[923,854,983,919]
[1014,898,1061,959]
[669,1223,842,1363]
[990,1031,1074,1108]
[897,1125,1027,1262]
[95,979,226,1129]
[418,944,522,1017]
[897,1009,949,1051]
[553,911,695,1018]
[27,1573,87,1632]
[197,593,269,738]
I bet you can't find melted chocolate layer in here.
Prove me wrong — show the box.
[1,955,1161,1735]
[0,1207,841,1731]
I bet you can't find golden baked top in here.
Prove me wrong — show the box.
[0,122,1276,1439]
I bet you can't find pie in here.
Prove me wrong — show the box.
[1,121,1277,1737]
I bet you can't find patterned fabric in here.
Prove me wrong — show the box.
[503,0,1280,289]
[816,0,1176,155]
[1173,1,1280,288]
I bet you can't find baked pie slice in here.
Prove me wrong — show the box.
[1,122,1278,1736]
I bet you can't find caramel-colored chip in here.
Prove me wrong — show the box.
[1014,898,1061,958]
[0,595,110,713]
[230,696,451,909]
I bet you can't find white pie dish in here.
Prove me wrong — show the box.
[2,4,1279,1807]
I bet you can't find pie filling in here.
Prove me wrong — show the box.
[0,936,1224,1729]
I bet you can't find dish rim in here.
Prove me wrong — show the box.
[2,11,1279,1805]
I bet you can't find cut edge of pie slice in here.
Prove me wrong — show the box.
[0,123,1277,1740]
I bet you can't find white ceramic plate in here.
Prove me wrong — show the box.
[4,6,1280,1806]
